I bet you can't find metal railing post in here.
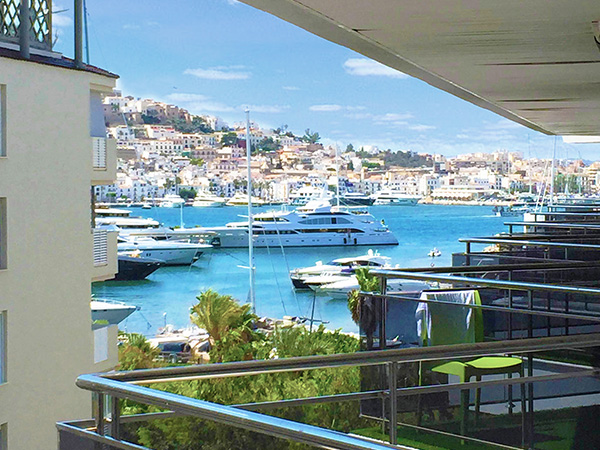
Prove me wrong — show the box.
[388,362,398,445]
[19,0,30,59]
[111,396,121,440]
[74,0,84,68]
[93,392,105,450]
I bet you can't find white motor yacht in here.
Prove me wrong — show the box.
[372,189,421,206]
[290,250,392,289]
[160,194,185,208]
[289,185,333,206]
[91,299,138,325]
[226,192,266,207]
[117,236,211,265]
[192,191,227,207]
[200,202,398,248]
[318,277,432,300]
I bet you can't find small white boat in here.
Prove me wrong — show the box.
[141,202,152,209]
[318,277,431,300]
[91,299,138,325]
[290,250,391,289]
[117,236,211,265]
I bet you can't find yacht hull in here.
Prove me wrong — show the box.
[206,227,398,248]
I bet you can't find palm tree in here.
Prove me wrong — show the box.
[190,289,243,345]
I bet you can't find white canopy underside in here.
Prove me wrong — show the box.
[242,0,600,136]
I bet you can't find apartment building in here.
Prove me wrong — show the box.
[0,2,118,449]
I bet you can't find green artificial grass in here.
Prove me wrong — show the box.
[353,405,600,450]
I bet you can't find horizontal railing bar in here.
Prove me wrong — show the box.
[234,390,385,411]
[395,260,600,274]
[370,270,600,296]
[360,416,522,450]
[506,221,600,230]
[458,237,600,249]
[96,334,600,384]
[370,293,600,322]
[76,375,405,450]
[389,369,599,397]
[57,422,151,450]
[232,369,598,411]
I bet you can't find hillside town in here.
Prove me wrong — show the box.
[97,91,600,205]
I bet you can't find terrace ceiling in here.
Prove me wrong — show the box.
[241,0,600,136]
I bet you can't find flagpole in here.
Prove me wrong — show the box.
[245,109,255,313]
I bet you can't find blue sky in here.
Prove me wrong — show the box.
[54,0,600,159]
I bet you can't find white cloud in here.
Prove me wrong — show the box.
[283,86,300,91]
[409,124,436,131]
[242,104,289,114]
[184,66,250,80]
[311,104,366,112]
[310,104,343,112]
[166,93,210,103]
[123,24,140,30]
[52,4,72,28]
[343,58,409,79]
[373,113,413,122]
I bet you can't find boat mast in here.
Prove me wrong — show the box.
[336,144,340,208]
[246,109,256,313]
[550,136,557,206]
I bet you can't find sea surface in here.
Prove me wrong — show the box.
[92,204,507,336]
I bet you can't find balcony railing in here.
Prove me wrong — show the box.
[57,331,600,450]
[1,0,52,51]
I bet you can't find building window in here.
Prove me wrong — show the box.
[0,312,5,384]
[0,85,5,157]
[0,199,5,270]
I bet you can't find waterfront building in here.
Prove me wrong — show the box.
[0,2,119,448]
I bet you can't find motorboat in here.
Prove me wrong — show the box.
[192,191,227,207]
[339,192,375,206]
[317,277,432,300]
[160,194,185,208]
[110,252,164,281]
[372,189,421,206]
[290,250,392,289]
[96,215,163,231]
[200,202,398,248]
[428,248,442,257]
[91,299,138,325]
[289,185,333,206]
[493,203,532,217]
[117,236,211,265]
[226,192,266,207]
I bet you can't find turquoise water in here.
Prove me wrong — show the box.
[92,204,507,336]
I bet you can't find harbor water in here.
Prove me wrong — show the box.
[92,204,507,335]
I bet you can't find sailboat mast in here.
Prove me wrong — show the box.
[336,145,340,208]
[550,136,557,206]
[246,109,256,313]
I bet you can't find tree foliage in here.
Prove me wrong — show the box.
[118,291,372,450]
[169,116,213,134]
[220,132,238,147]
[381,150,432,168]
[256,137,281,153]
[178,188,197,200]
[302,128,320,144]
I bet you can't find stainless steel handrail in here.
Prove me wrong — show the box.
[370,270,600,296]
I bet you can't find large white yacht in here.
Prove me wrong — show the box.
[160,194,186,208]
[372,189,421,206]
[202,202,398,248]
[226,192,266,207]
[192,191,227,207]
[117,236,211,265]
